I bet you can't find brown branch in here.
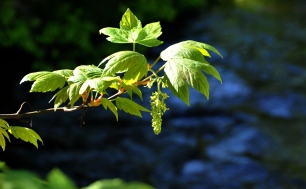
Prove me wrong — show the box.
[0,65,159,121]
[0,92,123,120]
[16,101,32,114]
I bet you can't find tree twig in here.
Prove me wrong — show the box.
[0,92,124,120]
[0,63,163,121]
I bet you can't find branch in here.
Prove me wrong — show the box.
[0,63,163,120]
[0,92,123,120]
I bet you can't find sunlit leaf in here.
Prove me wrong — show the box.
[68,74,86,85]
[49,86,69,111]
[160,40,224,105]
[125,85,143,101]
[120,8,142,31]
[47,168,78,189]
[180,40,223,58]
[68,83,81,107]
[99,28,130,44]
[116,97,150,117]
[100,9,162,47]
[76,65,103,79]
[164,58,210,104]
[125,86,133,99]
[132,86,143,101]
[8,127,43,149]
[100,76,120,81]
[68,65,103,85]
[79,78,112,94]
[164,73,189,105]
[53,69,74,78]
[199,63,222,84]
[101,51,148,84]
[0,118,9,129]
[135,22,163,47]
[0,128,10,151]
[29,73,66,93]
[20,71,51,84]
[190,46,211,58]
[101,98,118,121]
[161,41,222,83]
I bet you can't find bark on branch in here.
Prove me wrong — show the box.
[0,92,122,120]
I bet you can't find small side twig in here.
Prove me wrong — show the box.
[0,89,126,121]
[16,101,33,127]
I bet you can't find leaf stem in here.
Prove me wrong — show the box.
[149,56,161,69]
[141,63,166,82]
[149,68,159,79]
[133,43,135,52]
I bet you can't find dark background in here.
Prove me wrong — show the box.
[1,0,306,188]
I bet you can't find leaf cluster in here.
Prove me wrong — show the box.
[0,118,43,151]
[20,63,150,120]
[4,8,224,149]
[99,8,163,47]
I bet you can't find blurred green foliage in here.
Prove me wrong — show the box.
[0,0,208,72]
[0,161,155,189]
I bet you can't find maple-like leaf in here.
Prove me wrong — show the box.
[161,40,222,105]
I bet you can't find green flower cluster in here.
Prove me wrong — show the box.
[150,90,169,135]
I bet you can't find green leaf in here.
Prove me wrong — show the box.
[100,76,120,81]
[125,85,133,99]
[143,22,162,39]
[0,169,45,189]
[0,118,9,129]
[124,85,143,101]
[53,69,74,78]
[161,42,205,61]
[180,40,223,58]
[0,128,10,151]
[30,73,66,92]
[160,40,223,105]
[100,27,162,47]
[116,97,150,117]
[99,9,162,47]
[100,51,148,84]
[161,45,208,104]
[101,98,118,121]
[99,27,130,44]
[47,168,78,189]
[82,178,155,189]
[132,86,143,101]
[135,22,163,47]
[20,71,51,84]
[68,83,81,107]
[49,86,69,111]
[161,41,222,83]
[120,8,141,31]
[68,73,86,84]
[79,78,112,94]
[76,65,103,79]
[199,63,222,84]
[8,127,43,149]
[190,46,211,58]
[68,65,103,85]
[164,58,210,102]
[164,73,189,105]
